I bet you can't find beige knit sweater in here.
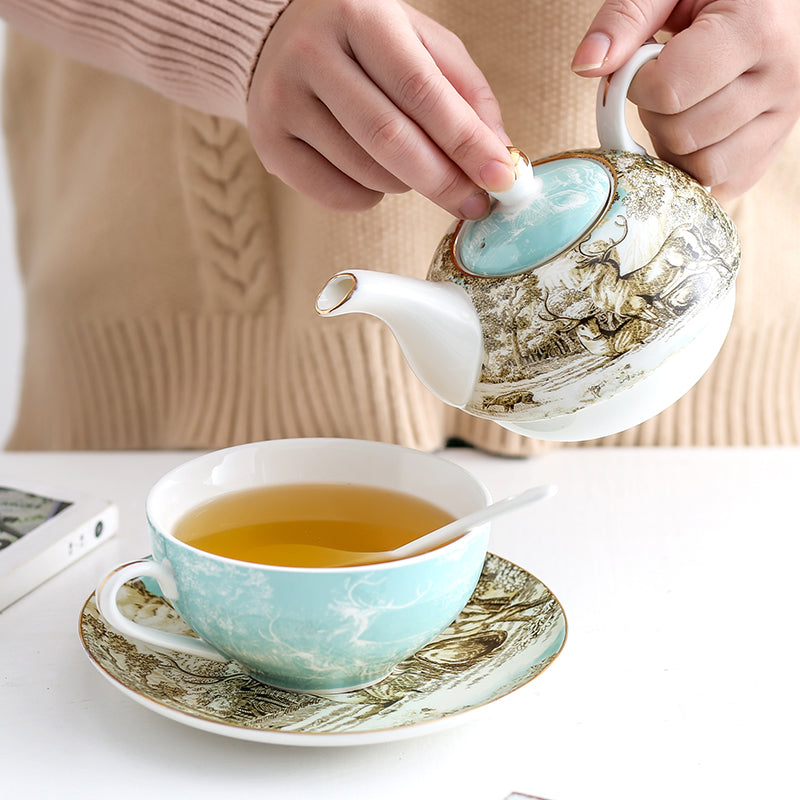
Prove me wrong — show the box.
[3,0,800,453]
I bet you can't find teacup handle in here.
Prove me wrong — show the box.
[95,559,228,662]
[596,42,664,154]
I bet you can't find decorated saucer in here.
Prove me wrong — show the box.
[79,553,566,746]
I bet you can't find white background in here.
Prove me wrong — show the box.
[3,446,799,800]
[0,23,24,449]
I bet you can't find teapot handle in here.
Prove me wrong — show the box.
[596,42,664,154]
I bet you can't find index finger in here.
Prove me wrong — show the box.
[345,8,516,193]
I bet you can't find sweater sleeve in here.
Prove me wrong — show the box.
[0,0,291,123]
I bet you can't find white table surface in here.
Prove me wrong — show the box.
[1,447,797,800]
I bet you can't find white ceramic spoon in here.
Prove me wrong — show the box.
[277,483,558,568]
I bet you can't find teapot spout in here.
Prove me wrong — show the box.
[316,270,483,408]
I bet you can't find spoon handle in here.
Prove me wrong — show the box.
[390,483,557,558]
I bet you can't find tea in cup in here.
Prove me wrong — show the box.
[95,438,491,694]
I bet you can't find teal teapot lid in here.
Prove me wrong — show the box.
[455,149,615,278]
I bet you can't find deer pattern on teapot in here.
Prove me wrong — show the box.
[429,150,740,421]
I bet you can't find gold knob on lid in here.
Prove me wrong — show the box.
[508,147,530,180]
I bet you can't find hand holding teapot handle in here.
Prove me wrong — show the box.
[492,43,666,210]
[595,42,664,154]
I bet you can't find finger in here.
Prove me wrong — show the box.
[628,23,761,115]
[408,6,511,144]
[650,109,792,196]
[636,71,767,155]
[572,0,680,75]
[313,54,494,218]
[291,97,409,195]
[344,9,515,193]
[259,135,386,213]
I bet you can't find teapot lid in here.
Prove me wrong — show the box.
[455,149,615,278]
[455,44,669,280]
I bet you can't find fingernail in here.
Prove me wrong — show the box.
[479,159,516,193]
[572,32,611,73]
[459,191,491,220]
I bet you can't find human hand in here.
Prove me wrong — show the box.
[247,0,515,218]
[572,0,800,199]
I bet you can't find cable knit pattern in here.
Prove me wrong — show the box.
[176,109,277,311]
[4,2,800,452]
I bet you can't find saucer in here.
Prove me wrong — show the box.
[79,553,566,746]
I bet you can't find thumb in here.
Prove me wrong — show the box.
[571,0,676,75]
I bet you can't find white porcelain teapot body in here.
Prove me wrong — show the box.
[316,45,741,441]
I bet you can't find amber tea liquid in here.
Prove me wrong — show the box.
[173,483,456,568]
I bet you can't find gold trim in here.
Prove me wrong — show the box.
[532,150,618,205]
[95,558,146,598]
[451,152,619,277]
[315,272,357,316]
[507,146,530,179]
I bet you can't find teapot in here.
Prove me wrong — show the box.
[315,45,740,441]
